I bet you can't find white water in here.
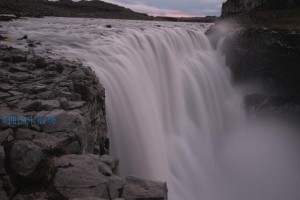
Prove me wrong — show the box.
[2,17,300,200]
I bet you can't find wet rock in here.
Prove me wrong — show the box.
[9,141,43,176]
[122,176,168,200]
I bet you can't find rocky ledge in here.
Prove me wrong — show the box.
[0,45,168,200]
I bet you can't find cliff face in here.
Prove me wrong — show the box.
[207,0,300,117]
[0,45,168,200]
[221,0,298,17]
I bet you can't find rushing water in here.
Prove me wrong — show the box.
[2,17,300,200]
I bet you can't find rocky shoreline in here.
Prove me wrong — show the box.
[0,45,168,200]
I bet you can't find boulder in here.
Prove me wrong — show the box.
[53,154,109,199]
[9,141,43,176]
[122,176,168,200]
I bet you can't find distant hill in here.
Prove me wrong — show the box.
[0,0,150,20]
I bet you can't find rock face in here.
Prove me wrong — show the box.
[221,0,299,17]
[222,28,300,96]
[0,45,168,199]
[207,1,300,118]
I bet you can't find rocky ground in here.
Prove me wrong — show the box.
[0,45,168,200]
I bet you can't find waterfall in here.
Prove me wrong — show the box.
[4,18,300,200]
[86,28,243,200]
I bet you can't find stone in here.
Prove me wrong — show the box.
[100,154,119,172]
[0,146,6,175]
[68,101,86,109]
[38,100,60,111]
[36,91,55,99]
[0,91,11,100]
[0,128,14,143]
[9,141,43,176]
[59,97,68,110]
[97,161,112,176]
[42,109,85,133]
[107,176,125,199]
[0,83,13,91]
[19,99,60,111]
[14,128,60,149]
[122,176,168,200]
[8,91,23,96]
[53,154,109,199]
[9,72,33,81]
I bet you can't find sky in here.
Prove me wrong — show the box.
[72,0,224,17]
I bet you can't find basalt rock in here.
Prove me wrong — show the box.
[0,45,168,199]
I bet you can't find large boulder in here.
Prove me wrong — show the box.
[53,154,109,199]
[9,141,43,177]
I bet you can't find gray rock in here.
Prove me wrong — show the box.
[100,154,119,172]
[38,100,60,111]
[42,109,85,133]
[59,97,68,110]
[107,176,125,199]
[97,161,112,176]
[0,128,14,143]
[0,83,13,91]
[9,141,43,176]
[0,91,11,100]
[0,146,6,175]
[122,176,168,200]
[53,154,109,199]
[36,91,55,99]
[9,72,33,81]
[68,101,86,109]
[19,99,60,111]
[8,91,23,96]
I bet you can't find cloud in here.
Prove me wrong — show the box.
[102,0,224,17]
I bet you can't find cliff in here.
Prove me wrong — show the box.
[221,0,299,17]
[207,0,300,117]
[0,45,168,200]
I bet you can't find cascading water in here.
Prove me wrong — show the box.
[3,18,300,200]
